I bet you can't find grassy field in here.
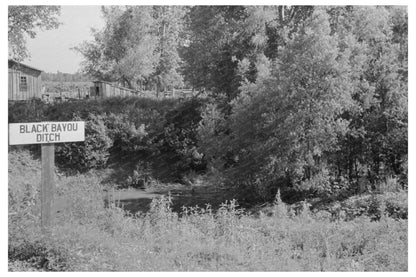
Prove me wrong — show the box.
[8,149,408,271]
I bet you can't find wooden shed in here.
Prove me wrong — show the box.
[8,60,42,101]
[90,81,138,99]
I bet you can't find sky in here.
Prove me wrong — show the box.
[24,6,104,74]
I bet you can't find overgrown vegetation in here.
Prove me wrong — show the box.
[196,6,407,202]
[9,6,407,202]
[9,96,206,179]
[8,150,408,271]
[8,5,407,271]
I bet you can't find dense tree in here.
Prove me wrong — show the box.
[151,6,187,96]
[76,6,158,89]
[181,6,314,100]
[8,6,61,61]
[332,6,408,187]
[235,9,353,196]
[76,6,186,91]
[181,6,251,99]
[198,6,407,200]
[73,5,407,200]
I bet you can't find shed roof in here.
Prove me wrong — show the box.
[8,59,43,73]
[93,80,138,93]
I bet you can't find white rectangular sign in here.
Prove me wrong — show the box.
[9,121,85,145]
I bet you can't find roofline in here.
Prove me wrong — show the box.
[93,80,139,93]
[8,59,43,72]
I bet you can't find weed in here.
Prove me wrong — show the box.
[9,150,408,271]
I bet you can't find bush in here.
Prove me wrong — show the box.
[125,161,152,188]
[8,99,48,123]
[328,191,408,221]
[8,97,204,180]
[153,98,207,181]
[9,240,71,271]
[103,113,148,154]
[8,150,41,247]
[382,192,408,219]
[55,114,112,172]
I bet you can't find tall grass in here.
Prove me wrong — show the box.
[8,150,407,271]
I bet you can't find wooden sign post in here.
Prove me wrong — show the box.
[9,121,85,230]
[41,143,54,228]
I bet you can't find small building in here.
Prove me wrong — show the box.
[8,59,42,101]
[90,81,139,99]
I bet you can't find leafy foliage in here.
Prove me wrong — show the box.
[8,5,408,207]
[8,6,61,61]
[151,6,187,94]
[8,97,206,179]
[197,6,407,201]
[76,6,186,92]
[75,6,158,88]
[55,114,112,172]
[102,113,147,154]
[152,98,207,181]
